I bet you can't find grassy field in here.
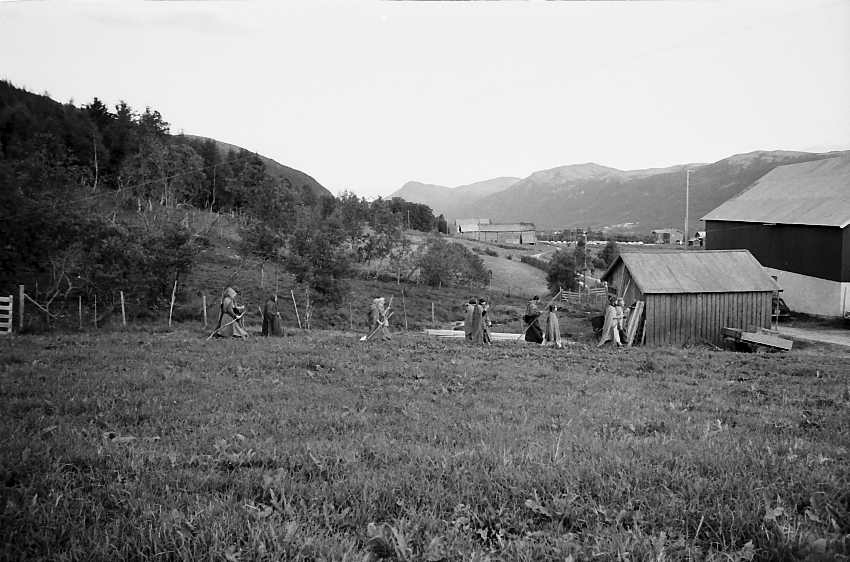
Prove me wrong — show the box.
[2,328,849,561]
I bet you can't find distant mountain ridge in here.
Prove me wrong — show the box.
[394,150,850,231]
[391,176,520,218]
[183,135,332,200]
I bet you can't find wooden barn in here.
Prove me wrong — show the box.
[601,250,780,346]
[702,155,850,317]
[456,221,537,244]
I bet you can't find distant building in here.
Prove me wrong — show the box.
[702,155,850,317]
[601,250,779,346]
[651,228,684,245]
[455,219,537,245]
[453,218,491,234]
[688,231,706,247]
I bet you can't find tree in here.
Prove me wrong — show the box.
[593,240,618,271]
[286,218,351,303]
[436,214,448,234]
[419,236,488,287]
[546,249,578,294]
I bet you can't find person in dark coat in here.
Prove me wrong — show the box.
[261,295,283,336]
[523,295,543,343]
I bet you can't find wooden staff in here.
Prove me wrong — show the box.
[206,312,245,340]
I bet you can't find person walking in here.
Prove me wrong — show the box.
[367,297,392,341]
[524,296,543,343]
[214,286,248,338]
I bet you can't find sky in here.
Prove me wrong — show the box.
[1,0,848,198]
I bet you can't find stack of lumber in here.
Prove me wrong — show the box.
[425,329,526,342]
[722,327,793,351]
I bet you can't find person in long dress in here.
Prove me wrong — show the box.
[463,300,476,341]
[480,298,492,345]
[543,304,562,348]
[469,299,484,344]
[215,286,248,338]
[261,294,283,336]
[524,296,543,343]
[367,297,392,341]
[597,296,623,347]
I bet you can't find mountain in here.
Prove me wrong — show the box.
[183,135,332,200]
[395,151,849,231]
[390,176,519,218]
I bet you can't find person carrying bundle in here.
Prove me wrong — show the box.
[597,296,624,347]
[366,296,392,341]
[523,295,543,343]
[214,286,248,338]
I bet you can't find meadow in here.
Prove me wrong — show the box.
[1,328,849,561]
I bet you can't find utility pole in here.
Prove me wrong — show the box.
[684,169,691,248]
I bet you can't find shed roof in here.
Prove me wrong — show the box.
[601,250,780,294]
[701,155,850,227]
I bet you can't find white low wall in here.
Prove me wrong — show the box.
[766,267,850,317]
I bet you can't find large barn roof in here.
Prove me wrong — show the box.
[602,250,780,294]
[477,223,535,232]
[701,155,850,227]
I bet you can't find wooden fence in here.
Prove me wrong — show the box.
[0,295,11,335]
[561,286,608,308]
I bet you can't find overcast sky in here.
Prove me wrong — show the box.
[1,0,848,198]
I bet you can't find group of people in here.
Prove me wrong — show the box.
[213,285,622,349]
[463,298,492,344]
[212,287,282,339]
[522,295,563,348]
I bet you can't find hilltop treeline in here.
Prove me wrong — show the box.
[0,80,455,315]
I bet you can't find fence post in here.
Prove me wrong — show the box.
[202,294,208,328]
[18,285,24,331]
[402,289,408,331]
[120,291,126,327]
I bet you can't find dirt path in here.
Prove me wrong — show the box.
[778,326,850,348]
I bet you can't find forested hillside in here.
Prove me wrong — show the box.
[0,81,477,326]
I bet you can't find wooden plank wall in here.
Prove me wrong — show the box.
[644,291,772,346]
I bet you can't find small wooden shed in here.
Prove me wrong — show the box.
[601,250,780,346]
